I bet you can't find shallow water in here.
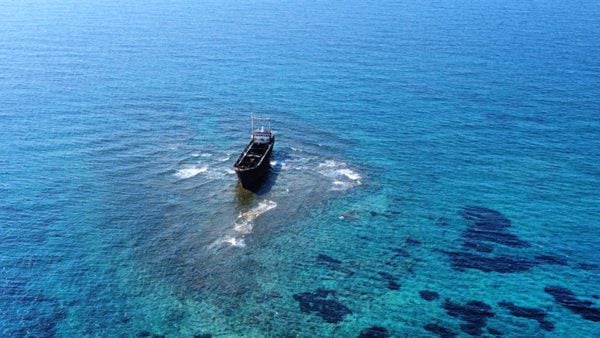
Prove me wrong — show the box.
[1,0,600,336]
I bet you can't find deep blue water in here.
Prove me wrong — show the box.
[2,0,600,336]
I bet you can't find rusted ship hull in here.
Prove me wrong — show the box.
[234,136,275,191]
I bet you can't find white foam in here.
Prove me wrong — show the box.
[282,156,313,171]
[211,200,277,249]
[317,160,362,191]
[174,166,208,179]
[338,168,361,181]
[331,180,352,191]
[319,159,343,168]
[233,219,252,234]
[206,170,226,180]
[240,200,277,222]
[214,236,246,248]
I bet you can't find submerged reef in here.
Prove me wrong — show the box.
[316,254,354,275]
[446,206,541,273]
[293,289,352,323]
[487,327,502,336]
[424,323,456,338]
[1,277,68,337]
[499,301,554,331]
[137,332,164,338]
[316,254,342,266]
[575,262,598,271]
[443,299,495,336]
[544,286,600,322]
[377,271,401,290]
[391,248,410,258]
[534,255,568,266]
[446,251,537,273]
[405,237,421,246]
[385,247,411,267]
[435,216,450,227]
[357,326,389,338]
[458,206,529,248]
[462,241,493,253]
[419,290,440,301]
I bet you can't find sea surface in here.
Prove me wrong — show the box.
[1,0,600,337]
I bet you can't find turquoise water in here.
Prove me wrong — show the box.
[2,0,600,336]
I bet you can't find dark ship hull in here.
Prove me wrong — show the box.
[234,135,275,191]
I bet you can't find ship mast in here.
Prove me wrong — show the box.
[250,113,272,134]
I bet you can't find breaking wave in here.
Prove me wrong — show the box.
[211,200,277,248]
[174,166,208,179]
[218,154,232,162]
[317,160,362,191]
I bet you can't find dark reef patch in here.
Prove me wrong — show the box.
[462,241,493,253]
[459,206,529,248]
[534,255,568,266]
[377,271,395,280]
[446,251,537,273]
[575,262,598,271]
[420,290,440,301]
[544,286,600,322]
[462,227,527,248]
[386,248,411,267]
[499,301,554,331]
[378,272,401,290]
[405,237,421,246]
[255,291,283,304]
[435,216,449,227]
[443,299,494,336]
[391,248,410,258]
[487,327,502,335]
[317,254,342,266]
[424,323,456,338]
[193,334,212,338]
[386,281,401,290]
[316,254,353,275]
[358,326,389,338]
[1,278,68,337]
[293,289,352,323]
[445,206,539,273]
